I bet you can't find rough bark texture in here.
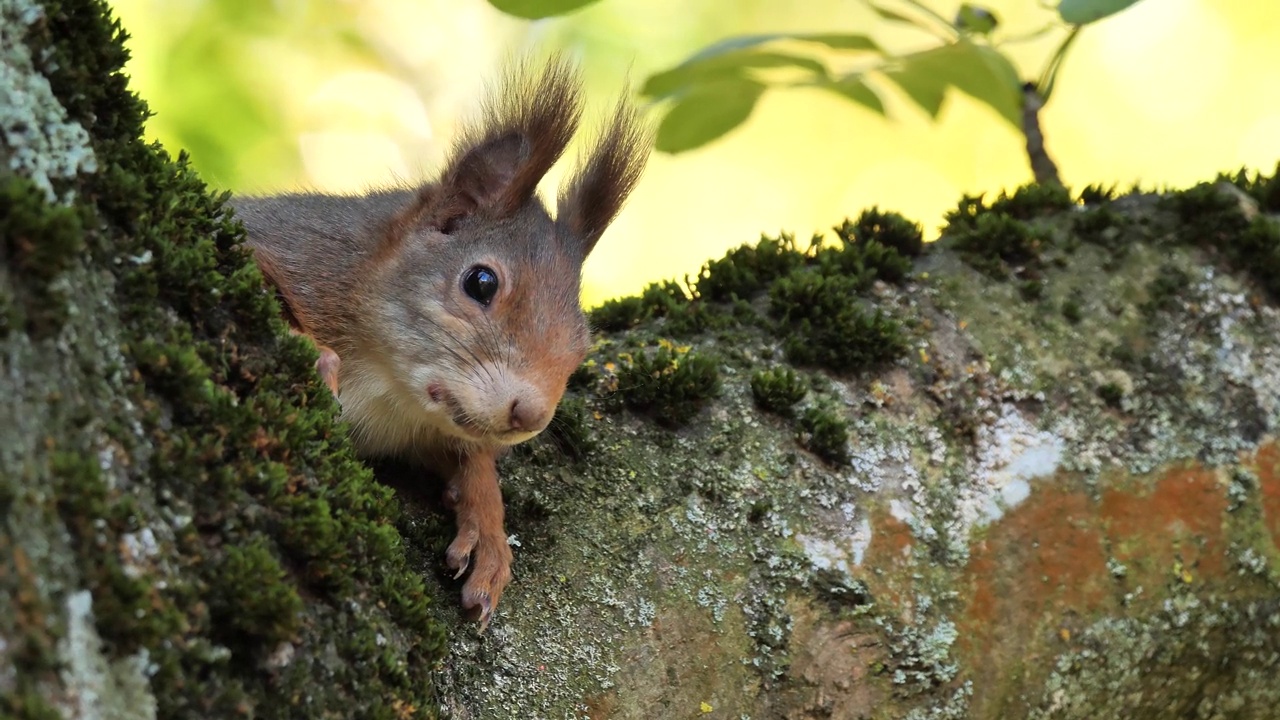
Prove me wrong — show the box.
[5,2,1280,720]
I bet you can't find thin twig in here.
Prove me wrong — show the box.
[1021,82,1061,186]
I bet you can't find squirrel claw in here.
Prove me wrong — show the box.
[446,529,477,578]
[454,534,511,628]
[463,590,496,631]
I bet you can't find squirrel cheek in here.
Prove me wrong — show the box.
[426,382,447,404]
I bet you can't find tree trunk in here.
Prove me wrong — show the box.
[5,2,1280,719]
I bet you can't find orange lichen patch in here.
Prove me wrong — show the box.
[963,486,1112,624]
[1255,441,1280,548]
[1100,464,1226,585]
[957,483,1111,664]
[857,508,915,607]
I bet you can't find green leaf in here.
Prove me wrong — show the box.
[1057,0,1145,25]
[793,33,881,51]
[643,51,827,99]
[954,4,999,35]
[882,67,948,118]
[817,76,887,116]
[655,80,766,153]
[881,41,1022,128]
[642,33,880,99]
[679,32,880,63]
[865,0,933,28]
[487,0,604,19]
[864,0,959,39]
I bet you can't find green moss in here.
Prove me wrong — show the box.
[1077,183,1118,205]
[640,279,691,314]
[590,295,648,332]
[589,280,738,338]
[1143,263,1192,315]
[5,691,63,720]
[942,185,1072,289]
[1233,216,1280,298]
[944,184,1075,233]
[51,446,189,661]
[995,183,1075,220]
[1160,180,1280,300]
[663,300,742,337]
[1218,161,1280,212]
[834,207,925,257]
[950,212,1046,281]
[750,367,808,416]
[540,395,596,459]
[4,0,447,715]
[942,193,988,232]
[695,232,808,301]
[616,344,721,427]
[770,271,908,373]
[1097,382,1124,407]
[0,178,89,336]
[797,405,850,464]
[1018,279,1045,301]
[654,281,742,338]
[814,232,913,287]
[39,0,147,148]
[1164,182,1251,246]
[589,212,919,351]
[1,475,63,720]
[0,284,17,339]
[1061,294,1083,324]
[1072,206,1128,252]
[567,360,596,391]
[210,539,304,649]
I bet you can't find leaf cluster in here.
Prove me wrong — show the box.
[485,0,1150,155]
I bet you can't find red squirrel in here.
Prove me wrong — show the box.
[230,58,649,627]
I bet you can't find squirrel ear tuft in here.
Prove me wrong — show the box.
[556,91,651,257]
[424,57,583,231]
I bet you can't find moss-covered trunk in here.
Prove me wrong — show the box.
[2,2,445,717]
[5,2,1280,719]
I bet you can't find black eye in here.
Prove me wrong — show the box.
[462,265,500,306]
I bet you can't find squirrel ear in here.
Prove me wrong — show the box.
[557,92,651,257]
[425,58,582,231]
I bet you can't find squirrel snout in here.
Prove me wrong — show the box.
[507,398,550,433]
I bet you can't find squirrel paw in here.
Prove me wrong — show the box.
[446,525,513,629]
[315,346,341,397]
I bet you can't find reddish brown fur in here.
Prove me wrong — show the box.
[558,94,652,255]
[376,187,434,266]
[250,249,305,331]
[231,55,650,628]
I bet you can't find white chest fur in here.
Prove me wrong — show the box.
[335,355,453,460]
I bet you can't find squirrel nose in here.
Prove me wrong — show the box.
[508,398,548,433]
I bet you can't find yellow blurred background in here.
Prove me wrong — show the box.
[112,0,1280,307]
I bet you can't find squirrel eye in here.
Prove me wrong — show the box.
[462,265,500,306]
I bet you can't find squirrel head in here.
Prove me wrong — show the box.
[361,57,649,448]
